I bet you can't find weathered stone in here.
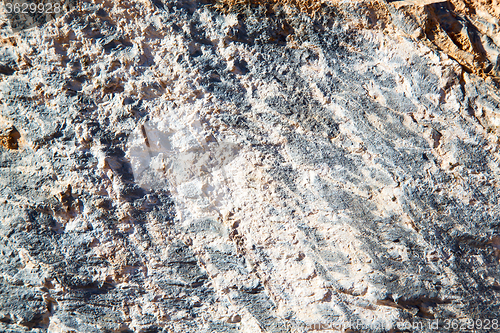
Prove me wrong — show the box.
[0,0,499,332]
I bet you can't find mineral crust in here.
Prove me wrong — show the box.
[0,0,499,332]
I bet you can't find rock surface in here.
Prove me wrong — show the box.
[0,0,499,332]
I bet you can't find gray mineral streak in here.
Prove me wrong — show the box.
[0,0,499,332]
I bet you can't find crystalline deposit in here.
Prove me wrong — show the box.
[127,114,241,225]
[0,0,499,332]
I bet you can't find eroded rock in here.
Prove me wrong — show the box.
[0,0,499,332]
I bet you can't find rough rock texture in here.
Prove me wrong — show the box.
[0,0,499,332]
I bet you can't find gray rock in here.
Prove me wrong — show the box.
[0,0,499,331]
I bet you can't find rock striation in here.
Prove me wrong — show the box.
[0,0,499,332]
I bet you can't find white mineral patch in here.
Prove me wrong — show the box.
[126,114,241,224]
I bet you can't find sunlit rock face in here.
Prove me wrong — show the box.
[0,0,499,332]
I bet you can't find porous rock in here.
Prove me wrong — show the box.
[0,0,499,332]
